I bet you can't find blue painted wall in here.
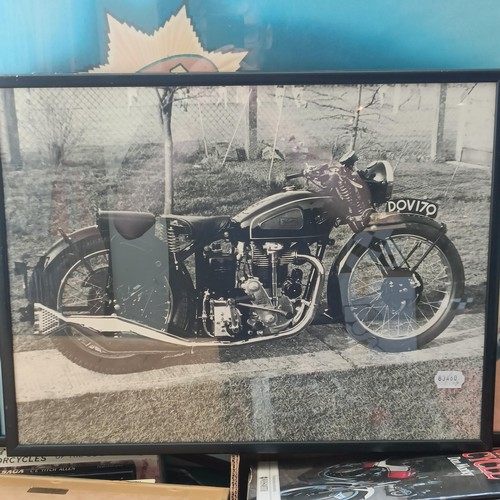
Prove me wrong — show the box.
[0,2,499,73]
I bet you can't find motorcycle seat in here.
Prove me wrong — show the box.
[98,210,156,240]
[164,215,231,242]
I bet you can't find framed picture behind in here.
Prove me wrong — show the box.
[0,72,498,455]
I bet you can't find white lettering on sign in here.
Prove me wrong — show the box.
[387,198,438,218]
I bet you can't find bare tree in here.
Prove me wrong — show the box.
[350,85,382,151]
[43,102,83,167]
[27,91,85,235]
[291,85,386,159]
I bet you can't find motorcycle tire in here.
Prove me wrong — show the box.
[40,234,195,374]
[338,223,464,352]
[319,464,384,480]
[280,485,373,499]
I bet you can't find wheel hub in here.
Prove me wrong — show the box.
[380,268,423,312]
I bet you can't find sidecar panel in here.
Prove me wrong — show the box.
[29,214,169,308]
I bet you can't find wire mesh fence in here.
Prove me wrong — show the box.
[0,82,494,232]
[3,82,491,168]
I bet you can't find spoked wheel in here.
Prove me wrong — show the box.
[281,485,374,499]
[44,235,194,374]
[339,224,464,352]
[57,248,178,331]
[320,464,384,481]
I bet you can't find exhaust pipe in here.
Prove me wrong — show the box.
[34,254,325,348]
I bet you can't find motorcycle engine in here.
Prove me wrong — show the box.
[240,277,293,335]
[204,241,301,337]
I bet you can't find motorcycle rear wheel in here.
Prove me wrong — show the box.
[42,234,194,374]
[339,224,464,352]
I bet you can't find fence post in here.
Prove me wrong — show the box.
[430,83,447,162]
[455,97,468,162]
[0,88,23,169]
[392,84,401,115]
[247,86,258,160]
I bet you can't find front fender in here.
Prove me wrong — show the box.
[364,211,445,231]
[339,212,445,267]
[326,212,446,319]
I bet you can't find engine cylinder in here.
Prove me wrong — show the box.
[251,244,293,286]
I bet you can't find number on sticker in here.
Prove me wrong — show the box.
[434,371,465,388]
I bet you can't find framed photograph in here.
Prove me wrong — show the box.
[0,72,498,455]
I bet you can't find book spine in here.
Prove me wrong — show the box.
[0,462,137,481]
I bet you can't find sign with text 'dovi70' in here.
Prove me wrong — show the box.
[1,0,500,74]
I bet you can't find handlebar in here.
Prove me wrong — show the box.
[286,163,331,182]
[285,152,359,183]
[285,171,304,181]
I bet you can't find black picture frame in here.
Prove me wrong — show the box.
[0,71,498,456]
[0,367,5,447]
[493,344,500,444]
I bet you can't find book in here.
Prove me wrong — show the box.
[0,461,137,480]
[0,448,162,482]
[248,450,500,499]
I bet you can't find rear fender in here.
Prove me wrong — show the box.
[26,226,103,307]
[326,212,446,318]
[42,226,101,270]
[15,226,102,320]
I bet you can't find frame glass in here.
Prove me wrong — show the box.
[0,72,498,455]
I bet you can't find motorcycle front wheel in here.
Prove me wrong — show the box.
[42,234,194,374]
[339,224,464,352]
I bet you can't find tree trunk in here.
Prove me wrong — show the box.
[158,88,176,214]
[350,85,363,151]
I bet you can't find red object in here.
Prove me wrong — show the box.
[388,470,415,479]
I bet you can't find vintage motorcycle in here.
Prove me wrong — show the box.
[279,484,375,499]
[289,459,444,499]
[19,151,465,373]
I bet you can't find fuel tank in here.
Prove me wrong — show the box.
[232,190,337,240]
